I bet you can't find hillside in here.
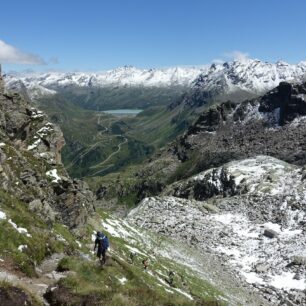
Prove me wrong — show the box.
[128,156,306,305]
[0,87,232,305]
[91,81,306,215]
[170,81,306,179]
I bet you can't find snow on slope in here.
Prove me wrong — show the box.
[5,59,306,101]
[128,156,306,305]
[4,65,208,100]
[193,59,306,95]
[98,213,270,305]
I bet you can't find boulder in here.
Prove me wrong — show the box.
[255,263,269,273]
[263,229,278,239]
[291,256,306,267]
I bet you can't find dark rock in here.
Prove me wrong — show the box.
[169,81,306,176]
[0,285,35,306]
[263,229,278,239]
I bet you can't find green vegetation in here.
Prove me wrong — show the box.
[0,190,76,276]
[44,211,225,306]
[36,95,155,178]
[53,256,220,306]
[53,85,187,111]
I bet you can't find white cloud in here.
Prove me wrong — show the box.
[224,50,250,62]
[0,39,45,65]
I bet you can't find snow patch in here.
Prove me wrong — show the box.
[270,272,306,290]
[46,169,61,183]
[27,138,41,150]
[8,219,31,237]
[117,276,127,285]
[0,211,6,220]
[101,218,131,239]
[172,288,194,300]
[125,244,147,257]
[18,245,27,252]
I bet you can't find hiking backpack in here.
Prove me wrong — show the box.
[102,236,109,249]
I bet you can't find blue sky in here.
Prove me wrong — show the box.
[0,0,305,71]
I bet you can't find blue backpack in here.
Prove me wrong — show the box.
[102,236,109,249]
[97,232,109,250]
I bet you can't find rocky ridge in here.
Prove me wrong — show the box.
[0,88,95,230]
[5,65,207,100]
[170,59,306,110]
[171,81,306,176]
[5,59,306,103]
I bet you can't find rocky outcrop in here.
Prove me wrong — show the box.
[0,89,95,230]
[0,284,37,306]
[171,82,306,177]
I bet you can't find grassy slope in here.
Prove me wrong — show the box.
[47,211,226,306]
[56,86,187,111]
[0,190,77,277]
[0,193,225,305]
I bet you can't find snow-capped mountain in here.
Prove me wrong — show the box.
[4,65,208,100]
[193,59,306,95]
[5,59,306,102]
[169,59,306,110]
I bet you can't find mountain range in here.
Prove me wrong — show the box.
[5,59,306,101]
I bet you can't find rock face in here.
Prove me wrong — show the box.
[0,88,95,230]
[172,82,306,175]
[128,156,306,305]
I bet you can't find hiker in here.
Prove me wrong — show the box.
[129,251,137,264]
[94,231,109,265]
[142,258,149,270]
[168,271,175,286]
